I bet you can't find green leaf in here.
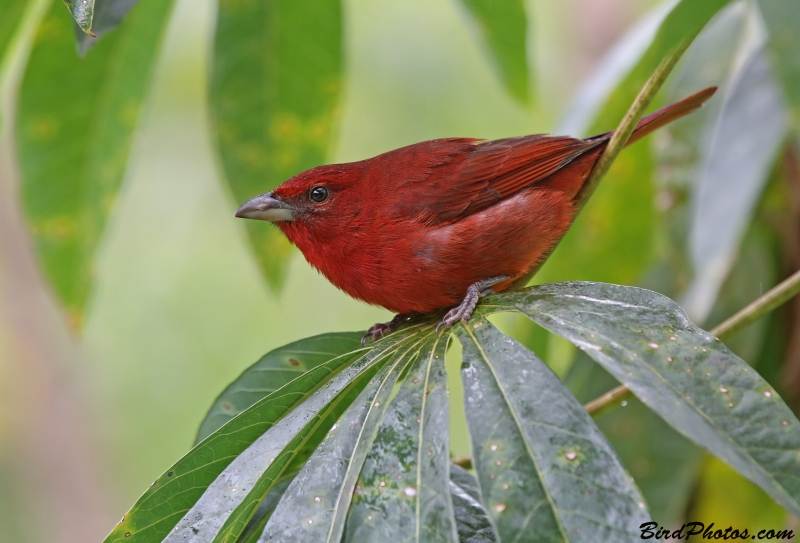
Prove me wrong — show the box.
[684,48,786,321]
[344,336,457,543]
[458,318,649,542]
[457,0,530,104]
[64,0,95,34]
[757,0,800,124]
[449,464,498,543]
[259,337,428,541]
[103,332,409,543]
[16,0,175,324]
[74,0,142,55]
[210,0,343,291]
[196,332,363,444]
[484,282,800,517]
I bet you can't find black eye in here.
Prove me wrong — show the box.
[309,186,329,203]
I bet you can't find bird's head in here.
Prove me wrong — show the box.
[234,163,365,243]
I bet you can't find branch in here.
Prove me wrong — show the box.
[584,268,800,417]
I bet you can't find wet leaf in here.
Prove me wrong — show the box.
[449,464,498,543]
[260,336,433,542]
[64,0,95,34]
[344,336,457,543]
[458,318,649,542]
[482,281,800,517]
[16,0,174,323]
[74,0,141,55]
[684,48,787,321]
[103,330,414,543]
[456,0,530,104]
[210,0,343,291]
[757,0,800,122]
[195,332,363,444]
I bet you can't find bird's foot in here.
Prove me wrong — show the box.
[436,276,511,336]
[361,313,413,347]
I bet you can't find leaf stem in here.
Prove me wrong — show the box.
[584,268,800,417]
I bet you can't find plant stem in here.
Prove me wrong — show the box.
[584,268,800,417]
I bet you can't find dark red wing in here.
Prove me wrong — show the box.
[388,135,599,224]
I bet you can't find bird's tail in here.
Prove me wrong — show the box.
[590,86,718,146]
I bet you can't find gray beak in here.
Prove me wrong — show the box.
[234,192,296,222]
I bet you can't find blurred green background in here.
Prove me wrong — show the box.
[2,0,799,541]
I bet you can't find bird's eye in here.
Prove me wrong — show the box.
[309,186,329,204]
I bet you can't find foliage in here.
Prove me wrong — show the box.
[3,0,800,541]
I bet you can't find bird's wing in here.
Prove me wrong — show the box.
[390,135,598,223]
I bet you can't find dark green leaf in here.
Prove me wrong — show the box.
[450,464,498,543]
[457,0,530,103]
[684,48,786,321]
[196,332,363,444]
[484,282,800,517]
[16,0,175,323]
[103,332,411,543]
[458,318,649,542]
[74,0,141,55]
[210,0,343,290]
[259,338,427,541]
[758,0,800,122]
[345,336,457,543]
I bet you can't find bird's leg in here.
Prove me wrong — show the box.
[362,313,415,346]
[436,275,511,335]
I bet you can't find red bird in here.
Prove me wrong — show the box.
[236,87,716,344]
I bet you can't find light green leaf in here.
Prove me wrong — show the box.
[457,0,530,103]
[458,318,649,542]
[16,0,175,324]
[482,281,800,517]
[196,332,363,444]
[344,336,457,543]
[210,0,343,291]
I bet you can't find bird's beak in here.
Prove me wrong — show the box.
[234,192,296,222]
